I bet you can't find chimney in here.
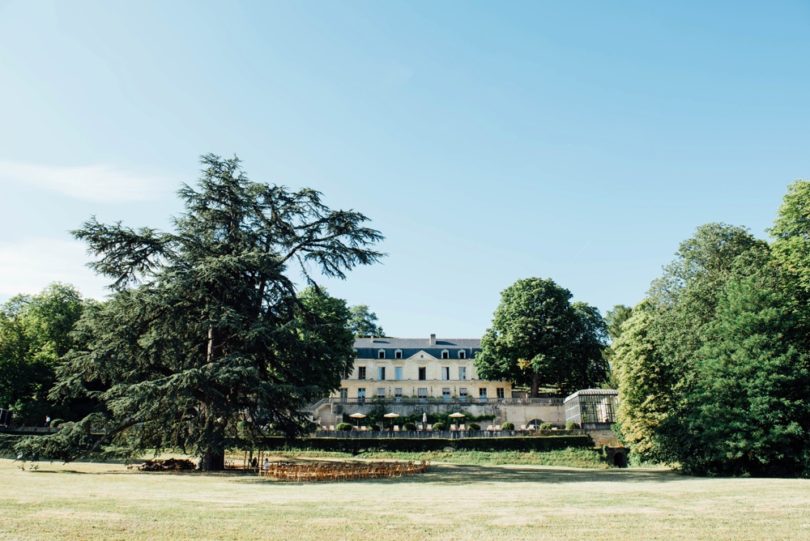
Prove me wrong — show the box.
[429,333,436,345]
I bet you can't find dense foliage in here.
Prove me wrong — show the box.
[475,277,609,396]
[0,284,88,425]
[16,155,382,470]
[348,304,385,337]
[614,181,810,476]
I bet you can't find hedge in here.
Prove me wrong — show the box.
[258,435,593,453]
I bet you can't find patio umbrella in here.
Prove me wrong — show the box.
[422,412,428,430]
[349,412,366,427]
[383,412,400,429]
[449,412,465,429]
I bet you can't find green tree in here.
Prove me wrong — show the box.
[603,304,633,387]
[475,277,608,397]
[605,305,633,343]
[684,259,810,476]
[0,283,85,425]
[348,304,384,337]
[613,303,671,459]
[771,180,810,293]
[17,155,382,470]
[614,224,766,463]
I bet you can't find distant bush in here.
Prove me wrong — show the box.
[49,419,64,428]
[468,423,481,431]
[432,422,446,431]
[565,420,580,430]
[336,423,353,431]
[403,422,416,431]
[540,422,554,430]
[501,422,515,431]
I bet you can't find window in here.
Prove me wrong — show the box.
[417,387,428,399]
[339,388,348,402]
[394,388,402,401]
[458,367,467,380]
[358,388,366,403]
[442,388,451,401]
[378,349,385,359]
[395,349,403,359]
[441,350,449,359]
[459,387,468,401]
[478,388,487,401]
[358,367,366,380]
[458,350,466,359]
[377,367,386,381]
[497,387,505,399]
[394,366,403,380]
[376,387,386,399]
[441,367,450,380]
[418,367,427,381]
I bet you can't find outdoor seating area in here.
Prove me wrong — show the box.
[313,425,583,438]
[258,460,429,482]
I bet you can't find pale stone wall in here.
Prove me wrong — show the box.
[312,400,565,428]
[334,379,512,401]
[346,355,479,382]
[334,354,510,401]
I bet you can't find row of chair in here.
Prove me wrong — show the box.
[259,460,429,482]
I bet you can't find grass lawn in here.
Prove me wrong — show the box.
[1,457,809,540]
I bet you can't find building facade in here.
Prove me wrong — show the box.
[331,334,512,403]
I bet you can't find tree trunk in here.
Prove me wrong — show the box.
[200,448,225,471]
[531,371,540,398]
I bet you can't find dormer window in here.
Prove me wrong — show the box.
[378,349,386,359]
[441,350,449,359]
[458,350,466,359]
[395,349,403,359]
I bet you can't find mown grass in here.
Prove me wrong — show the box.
[1,457,809,540]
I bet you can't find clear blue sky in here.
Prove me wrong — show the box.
[1,0,808,336]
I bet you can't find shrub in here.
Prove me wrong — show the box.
[565,420,580,430]
[432,422,446,431]
[468,423,481,431]
[403,422,416,431]
[49,419,64,428]
[258,435,594,453]
[540,422,554,430]
[501,422,515,431]
[336,423,353,431]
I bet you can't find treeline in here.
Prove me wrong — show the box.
[0,284,94,426]
[613,181,810,477]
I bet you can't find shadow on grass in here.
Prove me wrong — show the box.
[235,464,685,486]
[12,459,685,485]
[412,464,685,485]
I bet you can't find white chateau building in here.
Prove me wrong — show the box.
[309,334,618,440]
[330,334,512,404]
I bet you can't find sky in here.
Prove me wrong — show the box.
[1,0,808,337]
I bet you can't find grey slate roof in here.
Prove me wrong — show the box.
[353,337,481,359]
